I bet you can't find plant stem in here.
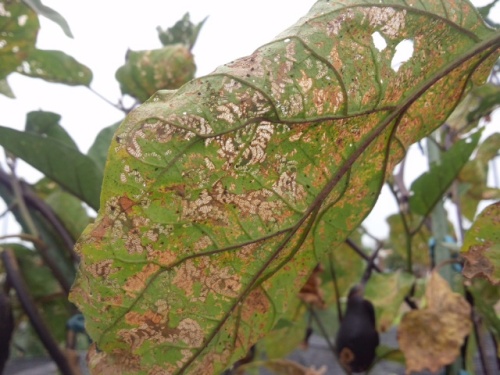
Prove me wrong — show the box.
[1,249,75,375]
[387,181,413,272]
[426,134,453,281]
[328,253,343,322]
[6,160,38,237]
[1,166,72,294]
[87,86,126,112]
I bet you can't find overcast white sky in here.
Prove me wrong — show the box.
[0,0,499,241]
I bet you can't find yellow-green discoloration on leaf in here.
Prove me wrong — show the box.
[70,1,499,373]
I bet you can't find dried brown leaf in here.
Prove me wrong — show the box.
[398,272,471,374]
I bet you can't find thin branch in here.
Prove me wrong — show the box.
[6,159,38,237]
[308,307,349,375]
[393,156,410,212]
[328,253,343,322]
[466,290,493,375]
[451,180,466,242]
[360,244,382,286]
[1,249,75,375]
[345,238,383,273]
[387,181,413,272]
[87,86,127,112]
[0,233,44,245]
[490,332,500,370]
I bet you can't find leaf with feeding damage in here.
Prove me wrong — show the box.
[70,1,499,374]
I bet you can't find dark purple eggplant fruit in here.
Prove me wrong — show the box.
[335,285,379,373]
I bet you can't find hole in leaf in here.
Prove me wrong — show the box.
[391,39,414,72]
[371,31,387,52]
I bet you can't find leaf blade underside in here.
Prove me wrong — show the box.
[69,1,499,374]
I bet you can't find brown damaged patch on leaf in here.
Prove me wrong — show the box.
[172,257,242,302]
[461,202,500,285]
[298,264,325,309]
[87,344,142,374]
[462,245,500,285]
[398,272,471,374]
[119,316,203,352]
[123,264,160,296]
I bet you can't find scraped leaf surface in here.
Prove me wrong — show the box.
[70,1,499,374]
[461,201,500,285]
[398,272,472,374]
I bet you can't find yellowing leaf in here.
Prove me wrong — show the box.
[69,1,499,374]
[398,272,472,374]
[461,201,500,285]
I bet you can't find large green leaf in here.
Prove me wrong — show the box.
[461,201,500,285]
[70,1,499,374]
[0,126,102,210]
[409,131,481,217]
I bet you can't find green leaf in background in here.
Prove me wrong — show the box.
[0,78,15,98]
[409,131,481,217]
[21,0,73,38]
[70,0,499,373]
[386,214,432,268]
[458,133,500,220]
[32,177,90,240]
[0,1,39,80]
[365,271,415,332]
[157,13,207,50]
[115,45,195,102]
[45,190,90,240]
[17,49,92,86]
[87,122,121,172]
[461,201,500,285]
[0,126,102,210]
[25,110,79,149]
